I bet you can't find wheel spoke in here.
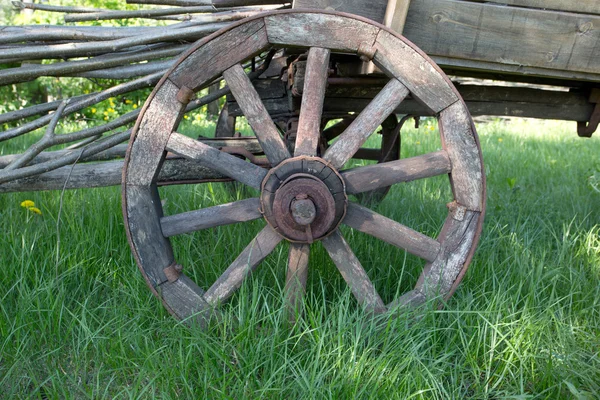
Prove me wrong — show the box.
[321,230,386,314]
[222,63,290,166]
[344,202,441,263]
[202,225,283,307]
[166,131,266,190]
[341,150,451,194]
[323,79,409,169]
[295,47,331,156]
[160,198,262,238]
[285,243,310,323]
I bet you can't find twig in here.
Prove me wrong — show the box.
[0,93,95,125]
[0,23,229,62]
[0,72,163,142]
[5,100,70,170]
[11,1,107,14]
[0,46,187,85]
[0,130,131,184]
[65,6,233,22]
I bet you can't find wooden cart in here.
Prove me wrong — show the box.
[1,0,599,327]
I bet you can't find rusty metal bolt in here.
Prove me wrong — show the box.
[291,195,316,226]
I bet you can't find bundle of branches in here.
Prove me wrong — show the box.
[0,0,289,190]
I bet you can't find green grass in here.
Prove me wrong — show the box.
[1,118,599,399]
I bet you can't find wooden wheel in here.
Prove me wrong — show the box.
[122,10,485,326]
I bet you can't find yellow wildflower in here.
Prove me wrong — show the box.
[125,99,132,104]
[28,207,42,215]
[104,116,109,121]
[416,141,421,145]
[429,126,435,131]
[107,108,115,113]
[91,108,96,114]
[20,200,35,208]
[184,115,189,120]
[103,111,108,116]
[133,104,138,109]
[498,138,503,142]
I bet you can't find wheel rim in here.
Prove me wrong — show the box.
[122,10,486,326]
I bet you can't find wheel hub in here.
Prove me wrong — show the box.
[261,156,347,243]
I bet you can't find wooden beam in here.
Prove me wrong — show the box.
[466,0,600,16]
[403,0,600,76]
[292,0,388,24]
[0,158,230,193]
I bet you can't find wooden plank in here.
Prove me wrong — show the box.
[292,0,389,24]
[160,198,262,237]
[466,0,600,16]
[125,184,174,286]
[373,29,459,113]
[126,80,185,186]
[416,210,481,297]
[341,150,452,194]
[169,19,270,91]
[403,0,600,76]
[294,47,330,157]
[159,274,217,327]
[344,202,441,262]
[321,230,387,314]
[264,12,381,52]
[0,157,239,193]
[439,101,484,212]
[285,243,310,324]
[323,79,408,169]
[202,225,282,306]
[222,63,290,166]
[166,132,267,190]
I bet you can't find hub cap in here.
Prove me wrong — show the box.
[261,156,347,243]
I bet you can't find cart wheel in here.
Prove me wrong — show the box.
[122,10,485,326]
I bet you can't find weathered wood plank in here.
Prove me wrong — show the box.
[292,0,389,24]
[0,157,239,193]
[126,80,185,186]
[341,150,452,194]
[169,18,270,91]
[160,198,262,237]
[264,13,380,52]
[202,225,282,306]
[285,243,310,324]
[344,202,441,263]
[403,0,600,76]
[125,184,174,286]
[166,132,267,190]
[222,63,290,165]
[159,274,217,327]
[294,47,330,157]
[373,29,459,113]
[439,101,484,212]
[321,230,387,314]
[323,78,408,169]
[466,0,600,16]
